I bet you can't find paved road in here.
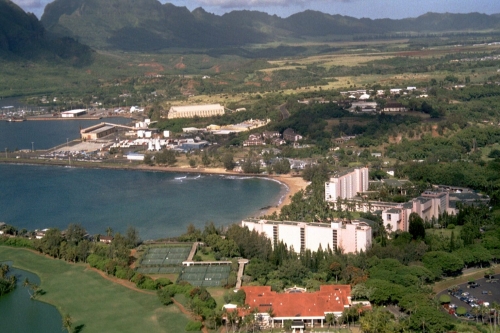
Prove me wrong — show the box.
[279,104,290,120]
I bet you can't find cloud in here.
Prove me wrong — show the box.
[195,0,350,9]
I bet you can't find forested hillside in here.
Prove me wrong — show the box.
[0,0,93,65]
[40,0,500,51]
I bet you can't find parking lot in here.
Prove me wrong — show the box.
[442,277,500,319]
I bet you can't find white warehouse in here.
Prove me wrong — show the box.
[241,218,372,254]
[167,104,225,119]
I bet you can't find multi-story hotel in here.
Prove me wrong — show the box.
[325,167,369,203]
[241,218,372,254]
[381,191,449,232]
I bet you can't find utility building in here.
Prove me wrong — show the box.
[61,109,87,118]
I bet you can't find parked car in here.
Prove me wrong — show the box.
[465,313,475,320]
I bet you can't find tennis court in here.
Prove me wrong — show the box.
[139,246,191,267]
[179,265,231,287]
[135,245,231,285]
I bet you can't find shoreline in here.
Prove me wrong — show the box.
[0,160,308,216]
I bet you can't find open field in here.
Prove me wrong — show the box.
[0,247,194,333]
[267,53,393,68]
[481,143,500,161]
[427,226,463,238]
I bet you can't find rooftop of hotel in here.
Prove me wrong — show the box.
[243,218,373,229]
[330,167,368,179]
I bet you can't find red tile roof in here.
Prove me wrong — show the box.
[241,285,351,318]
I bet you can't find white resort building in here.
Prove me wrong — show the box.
[167,104,225,119]
[325,167,369,203]
[381,191,449,232]
[241,218,372,254]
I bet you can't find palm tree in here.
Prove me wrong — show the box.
[479,305,489,324]
[105,227,113,237]
[267,307,275,331]
[471,306,481,323]
[325,313,335,331]
[23,278,39,299]
[491,302,500,330]
[0,264,9,279]
[62,313,72,333]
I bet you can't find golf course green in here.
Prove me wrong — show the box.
[0,247,194,332]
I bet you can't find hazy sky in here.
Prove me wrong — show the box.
[13,0,500,19]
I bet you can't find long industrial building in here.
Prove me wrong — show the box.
[241,218,372,254]
[167,104,225,119]
[80,123,117,140]
[325,167,369,203]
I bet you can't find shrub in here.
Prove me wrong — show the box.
[155,278,172,287]
[115,266,135,280]
[0,236,34,248]
[185,321,203,331]
[447,224,456,229]
[157,289,173,306]
[137,276,158,290]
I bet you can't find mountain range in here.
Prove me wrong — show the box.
[38,0,500,52]
[0,0,92,63]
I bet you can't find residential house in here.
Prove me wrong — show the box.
[100,235,114,244]
[262,131,280,139]
[283,128,303,142]
[243,138,265,146]
[383,102,407,112]
[271,138,286,146]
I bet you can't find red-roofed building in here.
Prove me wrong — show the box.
[238,285,367,331]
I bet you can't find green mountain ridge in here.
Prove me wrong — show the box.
[37,0,500,51]
[0,0,93,64]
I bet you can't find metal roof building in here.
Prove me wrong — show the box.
[168,104,225,119]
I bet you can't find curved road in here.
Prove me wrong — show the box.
[279,104,290,120]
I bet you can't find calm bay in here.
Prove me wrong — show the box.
[0,114,285,332]
[0,164,284,239]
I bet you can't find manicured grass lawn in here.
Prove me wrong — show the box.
[0,247,193,333]
[427,226,463,238]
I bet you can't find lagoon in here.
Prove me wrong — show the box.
[0,264,65,333]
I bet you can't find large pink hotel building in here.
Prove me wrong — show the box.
[325,167,369,202]
[242,219,372,254]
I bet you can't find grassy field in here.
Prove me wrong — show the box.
[0,247,195,333]
[427,226,463,238]
[481,143,500,161]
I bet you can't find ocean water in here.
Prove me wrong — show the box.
[0,118,131,151]
[0,164,285,239]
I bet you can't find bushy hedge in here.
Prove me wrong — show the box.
[0,236,34,249]
[185,321,203,331]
